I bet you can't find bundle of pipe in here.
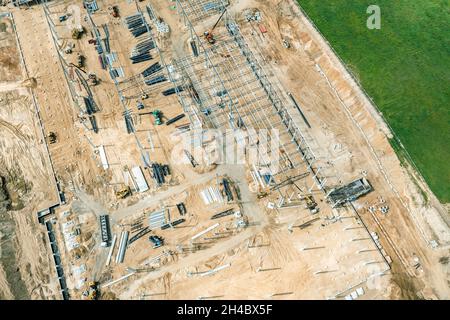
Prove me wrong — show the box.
[161,218,185,230]
[109,68,119,79]
[176,203,186,215]
[211,209,234,220]
[132,38,155,57]
[103,38,110,54]
[166,114,185,126]
[89,115,98,133]
[190,41,199,57]
[115,231,129,264]
[151,163,169,185]
[128,227,151,245]
[123,111,134,134]
[162,86,184,96]
[222,178,234,201]
[200,187,224,205]
[145,75,166,86]
[98,55,106,69]
[130,52,152,64]
[142,62,162,78]
[124,13,150,38]
[84,97,95,115]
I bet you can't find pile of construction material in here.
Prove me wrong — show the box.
[125,13,153,64]
[131,38,155,62]
[142,62,162,77]
[161,218,185,230]
[200,186,224,205]
[155,18,169,34]
[166,114,185,126]
[211,208,234,220]
[151,163,170,186]
[345,287,365,300]
[123,110,134,134]
[62,220,80,251]
[244,10,262,22]
[116,231,129,264]
[162,86,184,96]
[221,178,234,202]
[145,75,166,86]
[176,202,186,215]
[125,13,149,38]
[128,227,151,245]
[250,165,272,189]
[370,231,392,264]
[184,149,198,167]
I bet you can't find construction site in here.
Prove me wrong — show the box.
[0,0,449,300]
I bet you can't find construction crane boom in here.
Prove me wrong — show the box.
[204,9,227,44]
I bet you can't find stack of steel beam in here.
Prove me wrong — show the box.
[132,38,155,57]
[142,62,162,78]
[162,86,184,96]
[123,110,135,134]
[124,13,149,38]
[145,75,166,86]
[151,163,170,185]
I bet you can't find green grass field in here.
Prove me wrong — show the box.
[298,0,450,203]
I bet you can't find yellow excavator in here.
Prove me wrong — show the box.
[82,281,99,300]
[116,186,131,199]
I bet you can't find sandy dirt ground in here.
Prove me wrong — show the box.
[0,0,448,300]
[0,13,60,299]
[232,0,449,298]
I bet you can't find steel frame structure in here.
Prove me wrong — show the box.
[174,0,324,190]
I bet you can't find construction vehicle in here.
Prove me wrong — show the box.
[82,281,99,300]
[77,54,84,68]
[59,14,69,22]
[141,93,149,100]
[64,43,74,54]
[71,26,84,40]
[149,235,164,248]
[257,191,269,199]
[47,132,57,144]
[108,5,119,18]
[115,186,131,199]
[304,194,318,213]
[203,9,226,44]
[88,73,98,86]
[151,110,162,125]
